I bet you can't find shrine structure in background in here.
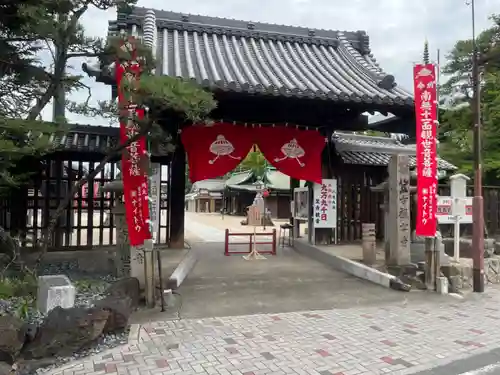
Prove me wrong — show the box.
[85,7,446,247]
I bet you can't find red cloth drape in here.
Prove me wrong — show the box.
[181,123,254,183]
[254,127,325,183]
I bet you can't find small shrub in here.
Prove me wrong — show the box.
[0,272,37,299]
[73,279,107,294]
[0,278,16,299]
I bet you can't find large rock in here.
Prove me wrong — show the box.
[94,295,133,333]
[410,240,449,265]
[494,242,500,255]
[441,264,462,278]
[105,277,140,308]
[0,361,12,375]
[22,307,109,359]
[443,238,495,258]
[12,358,57,375]
[441,264,473,291]
[0,316,26,364]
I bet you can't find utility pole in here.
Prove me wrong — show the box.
[469,0,485,292]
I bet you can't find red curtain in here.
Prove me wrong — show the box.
[254,127,325,183]
[181,123,254,183]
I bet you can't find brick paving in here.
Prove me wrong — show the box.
[46,289,500,375]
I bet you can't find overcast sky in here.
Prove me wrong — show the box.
[45,0,498,126]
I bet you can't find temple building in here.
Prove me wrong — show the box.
[83,7,453,246]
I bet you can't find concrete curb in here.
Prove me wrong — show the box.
[293,239,406,290]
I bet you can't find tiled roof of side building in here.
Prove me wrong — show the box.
[45,125,172,157]
[191,179,226,192]
[332,133,457,171]
[110,7,413,106]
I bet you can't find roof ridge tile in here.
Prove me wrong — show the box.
[97,7,415,106]
[127,7,361,47]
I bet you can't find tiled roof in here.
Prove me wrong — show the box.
[225,171,253,186]
[48,125,118,154]
[191,179,226,192]
[46,125,172,158]
[332,133,457,171]
[111,8,414,106]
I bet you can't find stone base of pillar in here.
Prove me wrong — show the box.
[130,240,156,308]
[130,246,146,287]
[362,223,376,265]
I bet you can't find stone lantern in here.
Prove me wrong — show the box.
[101,175,130,277]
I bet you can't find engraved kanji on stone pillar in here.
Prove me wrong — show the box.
[388,154,411,265]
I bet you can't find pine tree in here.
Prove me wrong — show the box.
[37,35,216,264]
[0,0,145,191]
[0,1,217,264]
[439,14,500,181]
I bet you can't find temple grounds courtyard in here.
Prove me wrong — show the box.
[41,213,500,374]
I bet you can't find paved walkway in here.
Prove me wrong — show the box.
[185,213,275,243]
[44,214,500,375]
[185,214,227,242]
[48,289,500,375]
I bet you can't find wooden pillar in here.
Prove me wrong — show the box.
[10,186,28,237]
[169,141,186,249]
[290,178,299,237]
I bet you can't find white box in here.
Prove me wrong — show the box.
[37,275,76,314]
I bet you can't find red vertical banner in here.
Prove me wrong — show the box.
[116,37,151,246]
[414,64,438,237]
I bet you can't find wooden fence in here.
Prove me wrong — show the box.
[336,170,385,242]
[0,158,171,251]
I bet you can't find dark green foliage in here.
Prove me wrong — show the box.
[236,148,268,177]
[439,14,500,184]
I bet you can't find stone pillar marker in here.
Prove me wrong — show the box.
[102,178,146,287]
[388,154,411,265]
[362,223,376,265]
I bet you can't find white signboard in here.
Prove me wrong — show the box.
[437,196,473,224]
[149,164,162,243]
[247,205,261,226]
[313,179,337,229]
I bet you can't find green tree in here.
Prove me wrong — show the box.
[37,35,216,264]
[0,0,65,190]
[0,0,143,190]
[439,14,500,183]
[236,146,268,177]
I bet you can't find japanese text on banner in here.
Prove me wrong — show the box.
[115,37,151,247]
[413,63,438,237]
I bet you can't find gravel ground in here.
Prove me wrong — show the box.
[0,261,131,374]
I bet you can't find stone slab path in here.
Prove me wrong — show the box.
[45,289,500,375]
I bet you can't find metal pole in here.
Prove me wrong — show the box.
[470,0,485,292]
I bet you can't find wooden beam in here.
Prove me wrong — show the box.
[169,140,186,249]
